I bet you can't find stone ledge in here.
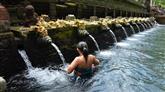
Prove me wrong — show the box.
[0,32,14,39]
[0,77,6,92]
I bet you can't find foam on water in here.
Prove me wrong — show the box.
[126,38,138,41]
[116,42,130,47]
[99,50,115,57]
[26,67,68,86]
[133,34,145,37]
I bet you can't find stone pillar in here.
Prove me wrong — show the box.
[126,11,128,17]
[0,77,6,92]
[140,13,143,17]
[120,10,122,17]
[93,6,96,16]
[105,7,108,17]
[135,13,137,17]
[145,0,151,13]
[77,4,82,18]
[141,13,143,17]
[138,13,141,17]
[131,12,133,17]
[113,9,116,18]
[49,2,56,19]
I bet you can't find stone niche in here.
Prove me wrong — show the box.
[24,25,115,65]
[48,27,79,64]
[20,26,79,66]
[0,32,25,78]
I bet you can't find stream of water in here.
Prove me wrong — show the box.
[109,29,118,43]
[88,34,101,52]
[51,43,66,66]
[121,26,128,38]
[129,24,136,34]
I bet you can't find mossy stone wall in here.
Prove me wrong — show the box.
[0,32,25,78]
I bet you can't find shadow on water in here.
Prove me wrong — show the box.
[7,25,165,92]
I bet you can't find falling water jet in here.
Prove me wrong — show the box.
[154,21,158,25]
[147,22,152,28]
[121,26,128,38]
[88,35,101,52]
[18,50,34,70]
[145,22,151,28]
[129,24,136,34]
[107,27,117,43]
[51,43,66,66]
[38,36,67,66]
[135,23,140,32]
[143,23,148,29]
[81,30,100,52]
[140,23,146,31]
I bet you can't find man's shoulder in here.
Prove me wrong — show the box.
[89,54,96,58]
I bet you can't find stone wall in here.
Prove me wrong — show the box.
[0,19,155,78]
[0,32,25,78]
[5,0,150,24]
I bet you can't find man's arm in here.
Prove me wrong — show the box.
[67,57,79,74]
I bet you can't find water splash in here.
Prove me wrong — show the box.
[18,49,68,87]
[127,38,138,41]
[121,26,128,38]
[116,42,130,47]
[108,28,117,43]
[88,35,101,52]
[133,34,145,38]
[26,67,68,86]
[18,50,34,69]
[129,24,136,34]
[51,43,66,66]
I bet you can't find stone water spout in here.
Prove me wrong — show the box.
[79,30,100,52]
